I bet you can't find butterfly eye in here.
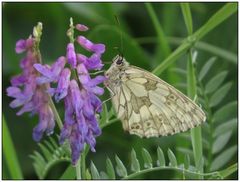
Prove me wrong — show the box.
[116,58,123,65]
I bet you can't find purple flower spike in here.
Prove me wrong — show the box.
[7,36,56,142]
[77,36,105,54]
[76,24,89,31]
[66,43,77,68]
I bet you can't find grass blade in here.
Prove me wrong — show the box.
[3,116,23,179]
[152,3,237,76]
[145,2,171,58]
[181,3,193,35]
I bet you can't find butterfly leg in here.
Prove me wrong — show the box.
[95,86,116,112]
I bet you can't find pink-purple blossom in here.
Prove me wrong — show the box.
[7,37,55,142]
[33,22,106,165]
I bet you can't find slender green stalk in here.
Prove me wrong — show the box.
[3,116,23,179]
[135,36,237,64]
[194,3,237,41]
[81,145,86,179]
[76,160,81,179]
[123,166,221,180]
[145,2,171,57]
[180,3,193,35]
[49,98,63,129]
[187,50,203,179]
[152,3,237,76]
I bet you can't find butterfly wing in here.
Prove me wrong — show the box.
[112,66,206,138]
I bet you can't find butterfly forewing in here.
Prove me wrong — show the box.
[105,56,206,138]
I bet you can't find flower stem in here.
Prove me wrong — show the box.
[76,159,81,179]
[49,97,63,129]
[81,145,86,179]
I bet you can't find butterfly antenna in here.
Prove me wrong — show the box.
[114,15,124,57]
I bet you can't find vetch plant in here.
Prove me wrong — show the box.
[6,19,106,167]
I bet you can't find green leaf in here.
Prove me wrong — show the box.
[142,148,153,168]
[131,149,140,172]
[115,155,127,177]
[106,158,115,179]
[205,71,228,94]
[152,3,237,76]
[219,163,238,178]
[198,57,216,81]
[213,101,237,123]
[90,161,100,179]
[181,3,193,35]
[100,103,109,125]
[85,168,91,180]
[100,171,109,179]
[212,131,232,154]
[60,165,75,179]
[30,136,70,179]
[213,118,237,137]
[157,147,165,167]
[209,82,232,107]
[38,143,52,161]
[167,149,177,167]
[210,145,237,171]
[184,154,190,169]
[3,116,23,179]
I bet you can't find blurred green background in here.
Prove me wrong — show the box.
[3,2,237,179]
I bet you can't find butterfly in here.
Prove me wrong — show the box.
[104,55,206,138]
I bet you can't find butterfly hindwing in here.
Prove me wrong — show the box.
[111,66,206,138]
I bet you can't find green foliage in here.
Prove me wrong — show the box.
[197,56,237,173]
[30,136,71,179]
[3,116,23,179]
[89,147,237,179]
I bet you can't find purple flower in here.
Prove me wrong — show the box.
[75,24,89,31]
[15,38,34,53]
[32,21,106,165]
[77,36,105,54]
[66,43,77,68]
[7,37,55,142]
[34,56,66,84]
[77,53,104,70]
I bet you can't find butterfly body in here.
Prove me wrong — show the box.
[104,55,206,138]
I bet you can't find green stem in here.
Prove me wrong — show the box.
[3,116,23,179]
[81,145,86,179]
[135,36,237,64]
[187,50,203,178]
[49,98,63,129]
[76,160,81,179]
[152,3,237,76]
[123,166,220,180]
[145,2,171,57]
